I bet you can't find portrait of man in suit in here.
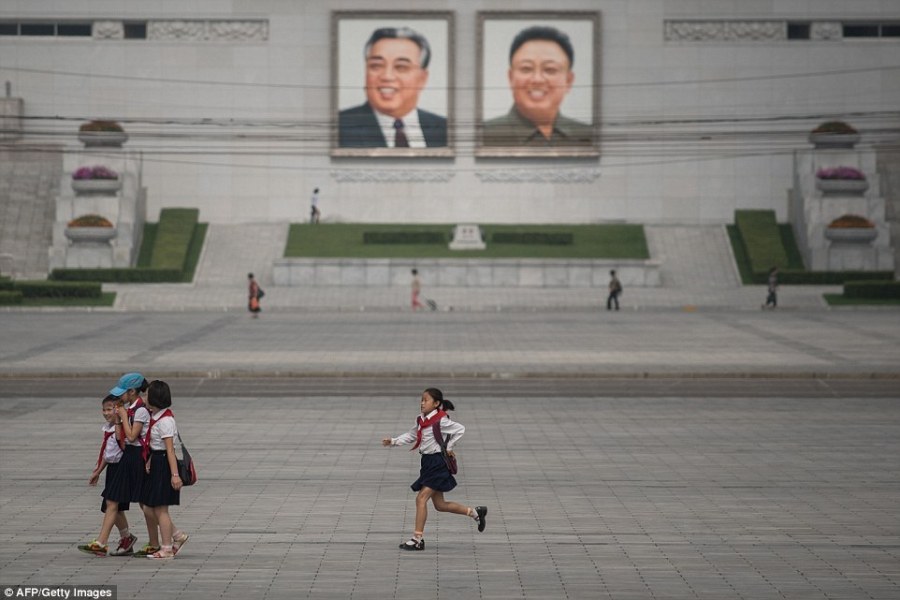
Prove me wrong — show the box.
[338,26,448,148]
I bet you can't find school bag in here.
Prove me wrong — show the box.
[431,420,458,475]
[176,432,198,486]
[143,410,198,486]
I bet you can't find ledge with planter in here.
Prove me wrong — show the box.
[77,120,128,148]
[71,165,121,196]
[815,166,868,196]
[808,121,860,149]
[824,215,877,244]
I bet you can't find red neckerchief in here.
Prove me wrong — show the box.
[411,410,447,450]
[97,429,115,468]
[142,408,173,462]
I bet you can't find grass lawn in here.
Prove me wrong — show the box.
[823,294,900,306]
[20,292,117,307]
[285,224,649,259]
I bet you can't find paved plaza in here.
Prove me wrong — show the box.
[1,307,899,599]
[1,378,899,600]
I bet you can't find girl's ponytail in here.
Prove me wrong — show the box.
[425,387,455,411]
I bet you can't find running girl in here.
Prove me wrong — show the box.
[382,388,487,551]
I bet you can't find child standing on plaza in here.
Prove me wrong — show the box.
[382,388,487,551]
[77,395,135,556]
[141,380,185,560]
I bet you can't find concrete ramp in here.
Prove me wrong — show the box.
[0,146,61,279]
[194,223,288,286]
[645,225,740,288]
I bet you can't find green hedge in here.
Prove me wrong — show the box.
[13,280,101,298]
[0,290,23,304]
[150,208,199,271]
[843,280,900,299]
[492,232,573,245]
[735,210,788,272]
[50,268,183,283]
[769,270,894,285]
[363,231,447,244]
[0,277,13,291]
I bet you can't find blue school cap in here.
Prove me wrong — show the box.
[109,372,145,397]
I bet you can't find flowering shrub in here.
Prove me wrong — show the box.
[73,166,119,180]
[79,120,124,133]
[67,214,114,228]
[811,121,857,135]
[828,215,874,229]
[815,166,865,180]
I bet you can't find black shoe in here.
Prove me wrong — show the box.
[475,506,488,532]
[399,538,424,551]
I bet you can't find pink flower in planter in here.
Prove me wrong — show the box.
[815,166,865,180]
[73,165,119,180]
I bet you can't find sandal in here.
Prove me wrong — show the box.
[147,549,175,560]
[173,531,189,555]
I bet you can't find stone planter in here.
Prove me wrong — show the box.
[815,179,868,196]
[808,132,860,149]
[824,228,877,244]
[78,131,128,148]
[71,179,122,195]
[64,226,117,244]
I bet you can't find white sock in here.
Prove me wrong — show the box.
[118,527,130,538]
[468,507,478,520]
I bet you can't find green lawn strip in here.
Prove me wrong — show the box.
[20,292,116,307]
[150,208,199,270]
[180,223,208,282]
[823,294,900,306]
[285,224,649,259]
[726,224,755,285]
[136,222,158,267]
[734,210,788,272]
[778,224,805,270]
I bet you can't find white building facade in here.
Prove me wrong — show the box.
[1,0,898,225]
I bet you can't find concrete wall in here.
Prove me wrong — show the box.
[1,0,898,226]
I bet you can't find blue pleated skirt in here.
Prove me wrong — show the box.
[411,452,457,493]
[100,462,129,512]
[102,445,142,506]
[141,450,181,507]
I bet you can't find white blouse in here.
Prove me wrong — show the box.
[391,410,465,454]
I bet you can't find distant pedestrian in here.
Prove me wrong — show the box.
[248,273,262,317]
[310,188,321,224]
[607,270,622,311]
[763,266,778,309]
[411,269,425,311]
[382,388,487,551]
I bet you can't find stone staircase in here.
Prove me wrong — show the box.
[0,145,62,279]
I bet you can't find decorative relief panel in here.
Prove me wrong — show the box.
[811,22,842,41]
[93,21,124,40]
[476,169,601,183]
[147,20,268,41]
[665,20,785,41]
[148,20,207,41]
[331,170,455,183]
[208,21,269,41]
